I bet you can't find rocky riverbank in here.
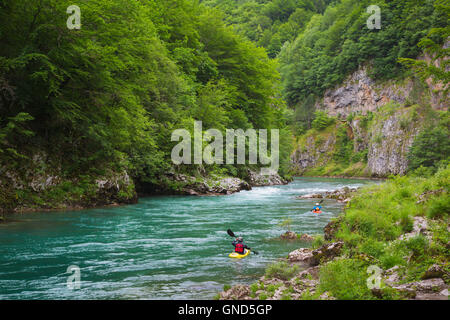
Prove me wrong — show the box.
[165,170,289,196]
[296,186,359,203]
[218,170,450,301]
[0,166,290,217]
[219,215,449,300]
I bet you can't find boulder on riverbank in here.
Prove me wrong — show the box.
[288,241,344,266]
[246,170,290,187]
[376,278,449,300]
[297,186,359,203]
[323,217,343,241]
[280,231,298,240]
[279,232,314,241]
[166,170,288,196]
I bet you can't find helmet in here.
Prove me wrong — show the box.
[237,237,243,242]
[316,203,320,206]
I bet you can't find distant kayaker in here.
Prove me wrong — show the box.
[312,202,322,213]
[232,237,250,254]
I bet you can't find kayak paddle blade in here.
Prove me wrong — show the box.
[227,229,236,238]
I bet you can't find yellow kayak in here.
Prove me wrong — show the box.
[229,249,250,259]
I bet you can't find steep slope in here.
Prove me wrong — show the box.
[291,64,448,177]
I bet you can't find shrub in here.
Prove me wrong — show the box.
[311,111,335,130]
[359,240,385,259]
[399,212,414,233]
[405,235,428,258]
[407,116,450,172]
[380,252,407,270]
[259,293,268,300]
[312,234,325,249]
[265,261,299,281]
[333,125,353,164]
[250,283,259,294]
[318,258,375,300]
[426,195,450,219]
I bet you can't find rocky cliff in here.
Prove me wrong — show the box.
[291,65,447,177]
[314,65,446,118]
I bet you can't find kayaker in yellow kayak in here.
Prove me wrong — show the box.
[232,237,250,255]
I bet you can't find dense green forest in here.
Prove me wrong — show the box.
[0,0,448,211]
[203,0,448,121]
[0,0,293,207]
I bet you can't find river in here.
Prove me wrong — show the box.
[0,177,377,300]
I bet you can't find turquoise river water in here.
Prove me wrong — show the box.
[0,177,376,300]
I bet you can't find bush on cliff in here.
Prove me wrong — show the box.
[311,111,336,131]
[407,111,450,173]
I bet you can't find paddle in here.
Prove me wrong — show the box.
[227,229,258,255]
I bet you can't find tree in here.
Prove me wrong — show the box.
[407,119,450,172]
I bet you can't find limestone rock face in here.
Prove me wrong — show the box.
[367,111,420,176]
[315,65,445,118]
[298,234,314,242]
[291,133,336,175]
[167,169,288,196]
[291,63,446,177]
[324,218,342,241]
[398,216,431,241]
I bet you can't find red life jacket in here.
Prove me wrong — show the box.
[235,243,245,254]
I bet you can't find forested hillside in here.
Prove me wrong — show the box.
[0,0,292,212]
[202,0,333,58]
[0,0,448,213]
[204,0,448,178]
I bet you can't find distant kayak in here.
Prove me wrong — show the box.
[313,210,322,214]
[229,249,250,259]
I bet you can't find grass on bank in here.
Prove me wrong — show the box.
[317,165,449,299]
[247,165,449,300]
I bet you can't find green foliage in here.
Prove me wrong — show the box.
[249,283,259,294]
[426,194,450,219]
[311,111,335,130]
[259,292,268,300]
[321,166,450,298]
[265,260,299,280]
[318,258,374,300]
[294,94,316,135]
[311,234,325,249]
[333,125,353,164]
[280,0,445,106]
[407,112,450,172]
[0,112,34,164]
[399,0,450,97]
[203,0,328,58]
[279,216,293,232]
[0,0,294,206]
